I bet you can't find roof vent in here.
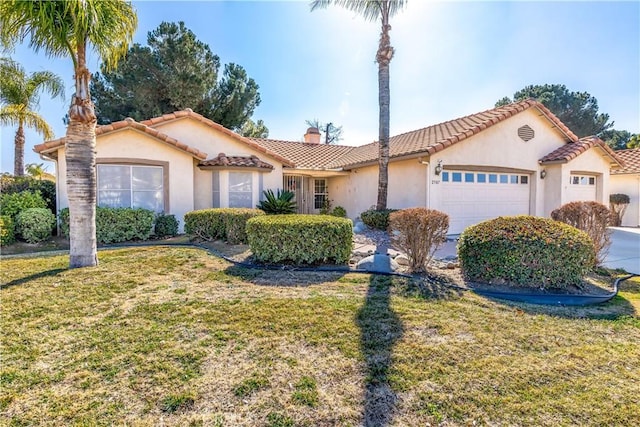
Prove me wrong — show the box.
[518,125,535,142]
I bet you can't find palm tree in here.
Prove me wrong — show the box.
[1,0,138,268]
[25,162,47,180]
[310,0,406,210]
[0,58,63,176]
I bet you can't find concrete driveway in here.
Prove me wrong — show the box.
[603,227,640,274]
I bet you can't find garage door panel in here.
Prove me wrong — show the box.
[441,171,530,234]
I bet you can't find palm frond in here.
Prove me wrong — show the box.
[310,0,406,22]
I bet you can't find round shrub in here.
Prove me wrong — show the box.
[154,213,179,238]
[0,215,16,246]
[458,216,595,289]
[247,214,353,265]
[360,208,398,230]
[16,208,56,243]
[0,190,47,220]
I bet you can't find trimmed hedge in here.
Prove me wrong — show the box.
[360,208,398,230]
[458,216,595,289]
[0,175,56,213]
[247,214,353,265]
[16,208,56,243]
[0,215,16,246]
[60,207,155,244]
[184,208,265,244]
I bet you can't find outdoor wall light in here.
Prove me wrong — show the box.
[434,160,443,176]
[540,169,547,179]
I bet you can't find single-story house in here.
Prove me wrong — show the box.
[35,99,625,234]
[609,148,640,227]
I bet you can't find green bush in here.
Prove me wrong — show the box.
[609,193,630,227]
[184,208,264,244]
[16,208,56,243]
[331,206,347,218]
[60,207,154,244]
[360,208,398,230]
[0,175,56,213]
[247,214,353,265]
[154,213,179,238]
[257,189,296,214]
[458,216,595,289]
[0,190,47,220]
[0,215,16,246]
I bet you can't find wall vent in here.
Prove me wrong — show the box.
[518,125,535,142]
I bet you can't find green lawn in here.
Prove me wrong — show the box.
[1,247,639,426]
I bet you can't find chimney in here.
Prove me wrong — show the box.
[304,127,321,144]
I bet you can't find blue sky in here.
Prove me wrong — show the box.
[2,0,639,174]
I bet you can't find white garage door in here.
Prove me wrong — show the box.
[441,170,531,234]
[565,174,597,203]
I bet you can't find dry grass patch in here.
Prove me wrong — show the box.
[1,247,639,426]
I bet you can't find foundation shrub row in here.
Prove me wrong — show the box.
[60,207,155,244]
[184,208,265,244]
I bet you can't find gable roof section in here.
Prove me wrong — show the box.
[141,109,294,167]
[539,136,624,167]
[34,117,208,160]
[249,138,354,169]
[326,99,580,169]
[611,148,640,174]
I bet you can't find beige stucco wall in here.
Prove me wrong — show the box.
[329,159,428,220]
[610,174,640,227]
[560,148,611,207]
[152,118,284,207]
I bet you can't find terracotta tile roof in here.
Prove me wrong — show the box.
[539,136,624,167]
[611,148,640,174]
[34,118,208,160]
[320,99,580,169]
[248,138,355,169]
[141,109,294,167]
[199,153,274,170]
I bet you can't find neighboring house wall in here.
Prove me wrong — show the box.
[610,174,640,227]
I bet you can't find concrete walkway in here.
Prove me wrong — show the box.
[603,227,640,274]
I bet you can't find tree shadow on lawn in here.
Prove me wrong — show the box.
[0,268,67,290]
[357,274,404,427]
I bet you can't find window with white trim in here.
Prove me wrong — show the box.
[229,172,253,208]
[314,179,328,209]
[97,165,163,212]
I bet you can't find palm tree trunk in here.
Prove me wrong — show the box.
[376,18,393,211]
[66,44,98,268]
[14,124,25,176]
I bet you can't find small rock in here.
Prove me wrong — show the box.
[395,254,410,266]
[446,262,458,269]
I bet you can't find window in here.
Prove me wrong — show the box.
[465,173,474,183]
[520,175,528,184]
[441,171,449,182]
[98,165,163,212]
[510,175,519,184]
[229,172,252,208]
[452,172,462,182]
[477,173,486,183]
[489,174,498,183]
[499,174,509,184]
[314,179,328,210]
[570,175,596,186]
